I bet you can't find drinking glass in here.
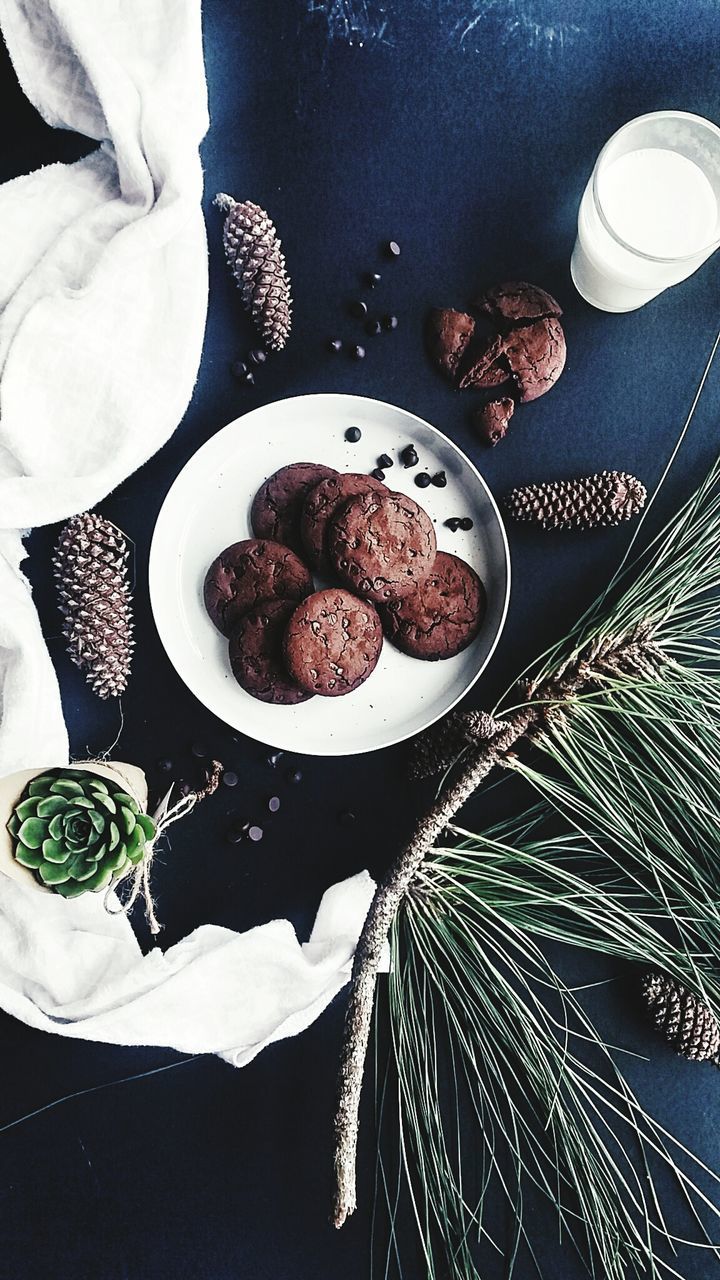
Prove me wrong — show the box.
[571,110,720,312]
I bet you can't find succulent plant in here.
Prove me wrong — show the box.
[6,767,155,898]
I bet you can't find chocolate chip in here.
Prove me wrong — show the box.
[385,241,401,258]
[268,795,281,813]
[191,742,207,758]
[364,271,381,288]
[267,750,284,767]
[345,427,362,443]
[230,359,248,379]
[329,338,343,353]
[222,771,238,788]
[365,319,382,336]
[459,517,474,531]
[371,468,385,482]
[226,823,245,844]
[414,472,431,489]
[377,453,393,469]
[247,825,264,842]
[157,758,173,773]
[351,344,366,360]
[444,517,461,532]
[382,314,399,331]
[249,348,267,366]
[431,471,447,488]
[401,444,419,468]
[287,768,303,784]
[350,300,368,319]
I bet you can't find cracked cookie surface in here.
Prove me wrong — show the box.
[301,471,385,575]
[425,308,475,379]
[229,598,313,704]
[381,551,486,660]
[283,588,383,696]
[476,281,563,325]
[503,315,566,402]
[204,538,313,637]
[251,462,337,553]
[328,490,437,603]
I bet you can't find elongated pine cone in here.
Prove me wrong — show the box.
[409,710,500,780]
[640,971,720,1062]
[505,470,646,531]
[53,513,134,699]
[214,193,292,352]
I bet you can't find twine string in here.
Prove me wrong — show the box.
[102,761,223,936]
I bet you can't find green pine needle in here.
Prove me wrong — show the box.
[377,440,720,1274]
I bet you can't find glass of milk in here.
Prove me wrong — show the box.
[571,110,720,312]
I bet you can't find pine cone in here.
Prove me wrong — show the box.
[53,513,134,699]
[409,710,498,780]
[215,193,292,352]
[505,471,646,531]
[640,971,720,1062]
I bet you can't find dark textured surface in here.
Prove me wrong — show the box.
[2,1,720,1277]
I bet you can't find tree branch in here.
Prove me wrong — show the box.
[331,625,665,1228]
[331,705,537,1228]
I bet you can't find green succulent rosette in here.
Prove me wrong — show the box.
[6,767,156,898]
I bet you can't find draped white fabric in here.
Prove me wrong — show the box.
[0,0,377,1063]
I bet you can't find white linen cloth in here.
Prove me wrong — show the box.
[0,867,379,1066]
[0,0,378,1064]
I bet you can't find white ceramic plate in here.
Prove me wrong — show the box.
[149,393,510,756]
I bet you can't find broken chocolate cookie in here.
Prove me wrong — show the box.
[458,332,509,391]
[473,397,516,447]
[427,280,567,432]
[425,308,475,379]
[503,315,566,402]
[475,281,563,325]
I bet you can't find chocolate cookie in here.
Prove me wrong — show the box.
[283,589,383,696]
[251,462,338,553]
[229,599,313,705]
[329,490,437,603]
[473,397,515,447]
[426,308,476,379]
[476,281,563,324]
[301,472,385,575]
[502,315,566,402]
[204,539,313,637]
[458,332,509,390]
[381,552,486,660]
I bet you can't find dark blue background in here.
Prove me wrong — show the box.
[2,1,720,1276]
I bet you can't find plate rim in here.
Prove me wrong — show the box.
[148,392,512,756]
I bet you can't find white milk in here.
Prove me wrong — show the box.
[572,147,719,311]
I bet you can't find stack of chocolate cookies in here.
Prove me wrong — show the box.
[204,460,487,705]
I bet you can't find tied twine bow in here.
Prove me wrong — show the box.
[104,761,223,935]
